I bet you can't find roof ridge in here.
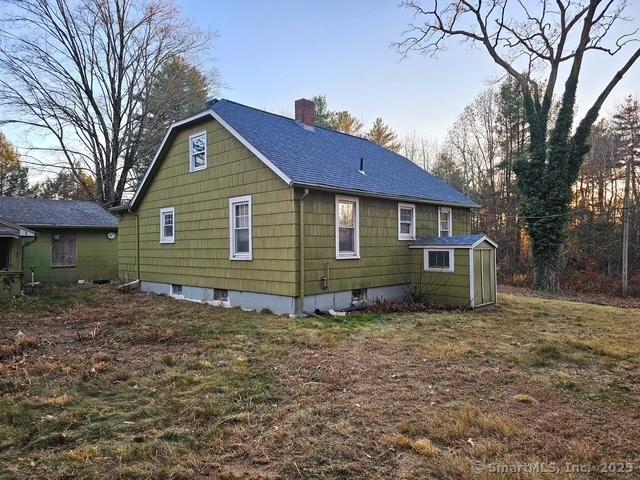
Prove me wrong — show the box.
[0,195,98,205]
[216,98,387,144]
[214,99,469,188]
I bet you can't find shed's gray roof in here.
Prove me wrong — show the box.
[131,99,479,209]
[0,197,117,229]
[411,234,496,248]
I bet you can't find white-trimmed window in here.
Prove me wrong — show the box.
[438,207,452,237]
[160,207,175,244]
[424,249,454,272]
[398,203,416,240]
[335,195,360,259]
[229,195,252,260]
[189,132,207,172]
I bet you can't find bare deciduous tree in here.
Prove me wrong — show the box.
[0,0,213,206]
[397,0,640,291]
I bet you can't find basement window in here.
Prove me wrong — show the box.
[171,284,183,296]
[214,289,229,301]
[189,132,207,172]
[51,232,76,267]
[424,249,454,273]
[351,288,367,305]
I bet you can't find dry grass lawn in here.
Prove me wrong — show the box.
[1,286,639,479]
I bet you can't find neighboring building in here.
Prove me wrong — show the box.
[114,98,496,314]
[0,197,118,296]
[0,218,35,298]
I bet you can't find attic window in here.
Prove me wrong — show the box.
[189,132,207,172]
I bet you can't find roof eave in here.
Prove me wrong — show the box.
[21,224,117,230]
[0,218,36,237]
[292,182,479,209]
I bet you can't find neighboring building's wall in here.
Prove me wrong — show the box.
[118,117,297,297]
[298,188,471,296]
[0,238,23,299]
[416,249,472,307]
[23,229,118,284]
[118,213,138,282]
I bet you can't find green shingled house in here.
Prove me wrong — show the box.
[114,98,497,314]
[0,197,118,297]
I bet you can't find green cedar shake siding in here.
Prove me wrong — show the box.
[417,249,472,307]
[298,189,471,296]
[23,229,118,284]
[118,118,297,297]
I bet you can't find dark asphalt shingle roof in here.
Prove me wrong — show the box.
[411,234,493,247]
[208,100,478,207]
[0,197,117,228]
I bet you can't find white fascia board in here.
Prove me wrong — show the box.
[471,235,498,249]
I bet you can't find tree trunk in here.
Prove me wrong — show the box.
[532,243,562,291]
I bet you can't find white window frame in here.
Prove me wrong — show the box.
[335,195,360,259]
[229,195,253,261]
[424,248,455,273]
[438,206,452,237]
[398,203,416,240]
[189,131,207,172]
[160,207,175,244]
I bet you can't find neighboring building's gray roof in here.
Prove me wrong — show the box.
[411,234,496,248]
[0,197,117,229]
[131,99,479,209]
[0,218,36,238]
[0,224,20,237]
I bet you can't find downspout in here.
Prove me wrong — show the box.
[298,188,309,315]
[21,236,37,284]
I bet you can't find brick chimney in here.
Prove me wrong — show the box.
[295,98,315,128]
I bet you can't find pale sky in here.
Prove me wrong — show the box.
[3,0,640,179]
[183,0,640,140]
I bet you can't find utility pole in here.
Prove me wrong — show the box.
[622,155,630,297]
